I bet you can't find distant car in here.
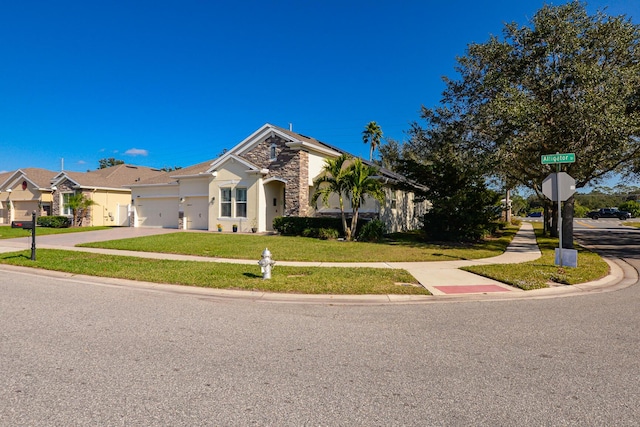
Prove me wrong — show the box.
[527,212,543,217]
[586,208,632,220]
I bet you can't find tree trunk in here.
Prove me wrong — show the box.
[562,195,575,249]
[505,189,511,222]
[550,202,559,238]
[350,209,360,241]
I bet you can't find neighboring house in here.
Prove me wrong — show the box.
[0,168,58,224]
[130,123,428,232]
[51,164,167,226]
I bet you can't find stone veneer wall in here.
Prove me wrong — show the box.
[52,179,92,226]
[240,135,310,217]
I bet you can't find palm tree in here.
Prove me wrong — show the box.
[362,121,383,161]
[64,193,97,226]
[311,154,353,240]
[345,158,385,240]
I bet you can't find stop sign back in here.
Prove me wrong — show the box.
[542,172,576,202]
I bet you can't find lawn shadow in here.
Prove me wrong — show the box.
[243,272,262,279]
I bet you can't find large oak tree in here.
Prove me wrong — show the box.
[437,1,640,246]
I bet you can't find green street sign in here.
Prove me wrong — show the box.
[541,153,575,164]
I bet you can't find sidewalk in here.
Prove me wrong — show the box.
[0,223,628,299]
[390,223,541,295]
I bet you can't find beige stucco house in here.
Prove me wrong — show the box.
[0,168,58,224]
[1,164,166,227]
[51,164,167,226]
[130,124,428,232]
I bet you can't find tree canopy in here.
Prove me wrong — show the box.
[391,1,640,244]
[98,158,124,169]
[447,1,640,191]
[362,121,383,161]
[311,154,384,241]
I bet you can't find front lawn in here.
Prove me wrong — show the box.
[0,226,111,239]
[0,249,427,295]
[463,224,609,290]
[77,227,519,262]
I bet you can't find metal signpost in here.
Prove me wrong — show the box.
[11,210,36,260]
[541,153,576,267]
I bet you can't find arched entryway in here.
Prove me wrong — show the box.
[264,178,286,231]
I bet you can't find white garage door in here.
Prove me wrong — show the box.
[184,197,208,230]
[12,201,39,221]
[136,198,178,228]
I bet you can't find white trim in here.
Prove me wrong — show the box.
[263,176,287,185]
[285,140,340,157]
[6,174,40,191]
[207,154,260,173]
[127,182,179,189]
[135,195,179,199]
[51,174,82,188]
[179,193,209,198]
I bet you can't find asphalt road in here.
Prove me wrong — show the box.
[1,226,639,426]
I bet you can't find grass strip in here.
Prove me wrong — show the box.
[0,226,110,239]
[78,227,518,262]
[462,224,609,290]
[0,249,428,295]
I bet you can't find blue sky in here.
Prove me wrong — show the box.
[1,0,638,174]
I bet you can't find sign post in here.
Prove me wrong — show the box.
[30,210,36,261]
[541,153,576,267]
[10,211,36,260]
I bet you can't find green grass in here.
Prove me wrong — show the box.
[78,228,519,262]
[0,226,111,239]
[622,221,640,228]
[462,224,609,290]
[0,249,427,295]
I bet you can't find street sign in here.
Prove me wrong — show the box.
[542,172,576,202]
[541,153,575,164]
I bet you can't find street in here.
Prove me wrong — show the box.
[1,224,639,425]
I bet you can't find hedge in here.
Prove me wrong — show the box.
[37,216,71,228]
[273,216,371,237]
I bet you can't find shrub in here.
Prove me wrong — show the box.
[317,228,339,240]
[273,217,343,236]
[37,216,71,228]
[619,200,640,217]
[358,219,386,242]
[302,228,318,238]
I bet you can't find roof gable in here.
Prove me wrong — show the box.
[3,168,58,190]
[53,164,166,189]
[225,123,341,160]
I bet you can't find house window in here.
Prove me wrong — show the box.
[390,191,397,210]
[270,143,277,161]
[62,192,74,216]
[236,188,247,218]
[220,188,232,217]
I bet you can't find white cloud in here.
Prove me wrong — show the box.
[125,148,148,157]
[77,160,86,165]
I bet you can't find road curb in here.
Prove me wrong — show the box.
[0,256,633,305]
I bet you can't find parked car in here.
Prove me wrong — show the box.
[586,208,632,220]
[527,212,543,217]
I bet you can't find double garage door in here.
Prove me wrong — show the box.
[136,198,179,228]
[136,197,208,230]
[12,201,39,221]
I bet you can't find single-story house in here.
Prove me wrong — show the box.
[50,164,167,226]
[1,164,167,227]
[0,168,58,224]
[130,123,429,233]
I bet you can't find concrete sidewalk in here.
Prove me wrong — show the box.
[390,223,541,295]
[0,223,623,298]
